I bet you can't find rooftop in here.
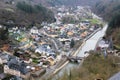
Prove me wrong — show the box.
[7,58,30,75]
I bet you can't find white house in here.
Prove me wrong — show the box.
[0,54,8,64]
[30,27,39,34]
[0,25,2,28]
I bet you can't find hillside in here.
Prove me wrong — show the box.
[56,51,120,80]
[0,0,55,27]
[93,0,120,49]
[93,0,120,21]
[31,0,101,7]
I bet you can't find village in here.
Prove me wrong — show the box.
[0,6,103,79]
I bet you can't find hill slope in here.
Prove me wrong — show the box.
[93,0,120,49]
[0,0,55,27]
[31,0,101,7]
[56,52,120,80]
[93,0,120,21]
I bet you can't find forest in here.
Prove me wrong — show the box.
[0,1,55,27]
[93,0,120,48]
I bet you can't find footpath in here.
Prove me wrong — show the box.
[51,27,102,75]
[39,27,103,80]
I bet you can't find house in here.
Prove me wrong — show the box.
[4,0,15,4]
[80,26,87,30]
[82,20,90,25]
[30,27,39,34]
[35,47,45,54]
[97,39,109,50]
[48,34,58,38]
[47,57,56,66]
[12,27,18,31]
[58,38,71,42]
[3,56,31,79]
[2,75,23,80]
[1,44,10,51]
[80,31,88,38]
[0,25,2,28]
[89,26,95,32]
[67,31,74,36]
[0,53,9,64]
[0,52,31,79]
[35,44,56,58]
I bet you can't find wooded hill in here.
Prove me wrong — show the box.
[93,0,120,49]
[93,0,120,21]
[54,51,120,80]
[0,0,55,28]
[32,0,101,7]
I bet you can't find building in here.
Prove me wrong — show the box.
[4,57,31,79]
[96,39,110,51]
[0,53,9,64]
[30,27,39,34]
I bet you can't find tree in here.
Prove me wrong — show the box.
[0,27,8,40]
[70,39,75,48]
[61,15,78,24]
[16,2,35,13]
[93,0,120,21]
[109,13,120,28]
[15,2,55,26]
[13,48,20,57]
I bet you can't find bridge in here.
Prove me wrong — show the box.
[67,56,84,63]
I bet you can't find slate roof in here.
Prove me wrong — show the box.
[7,58,30,75]
[0,53,11,61]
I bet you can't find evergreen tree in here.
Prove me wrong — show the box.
[0,27,8,40]
[70,39,75,48]
[109,13,120,28]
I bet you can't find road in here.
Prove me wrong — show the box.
[52,24,108,80]
[77,24,108,57]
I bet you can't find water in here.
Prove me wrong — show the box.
[53,24,108,80]
[77,24,108,57]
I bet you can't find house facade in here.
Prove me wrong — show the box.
[4,65,30,79]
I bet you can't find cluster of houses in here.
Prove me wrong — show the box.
[0,52,30,79]
[0,6,103,79]
[96,37,120,57]
[46,6,101,50]
[50,6,93,24]
[0,26,60,79]
[42,21,99,51]
[0,49,56,79]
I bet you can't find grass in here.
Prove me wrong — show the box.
[81,18,101,24]
[89,18,100,24]
[57,51,120,80]
[114,45,120,50]
[5,8,14,12]
[32,58,40,64]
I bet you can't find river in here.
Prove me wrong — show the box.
[52,24,108,80]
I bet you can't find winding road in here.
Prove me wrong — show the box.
[77,24,108,57]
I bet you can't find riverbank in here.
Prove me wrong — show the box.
[52,24,108,80]
[40,26,104,80]
[57,52,120,80]
[53,27,102,73]
[38,26,103,80]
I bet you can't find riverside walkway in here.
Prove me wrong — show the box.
[38,24,108,80]
[52,24,108,80]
